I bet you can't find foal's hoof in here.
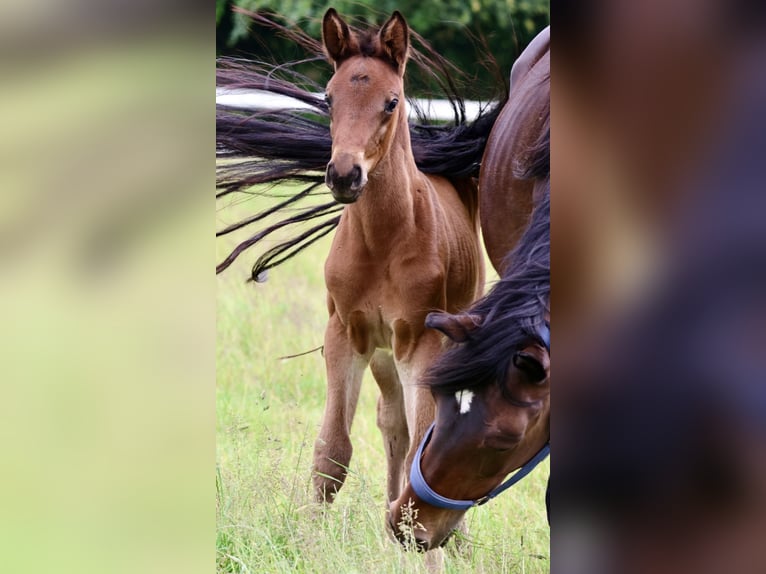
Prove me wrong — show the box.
[312,471,345,503]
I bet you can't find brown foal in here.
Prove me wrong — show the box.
[312,9,485,506]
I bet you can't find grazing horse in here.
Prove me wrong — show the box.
[388,26,550,551]
[311,9,485,504]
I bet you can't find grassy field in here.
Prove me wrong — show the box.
[216,187,549,573]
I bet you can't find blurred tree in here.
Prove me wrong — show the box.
[216,0,549,96]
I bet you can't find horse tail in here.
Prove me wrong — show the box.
[409,86,507,232]
[406,35,508,220]
[407,27,508,180]
[217,56,340,279]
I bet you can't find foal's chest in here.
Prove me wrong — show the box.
[325,252,436,358]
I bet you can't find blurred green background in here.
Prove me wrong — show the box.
[216,0,549,94]
[1,5,213,574]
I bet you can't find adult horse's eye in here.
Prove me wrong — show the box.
[512,351,547,384]
[385,98,399,113]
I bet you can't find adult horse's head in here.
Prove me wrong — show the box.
[321,8,409,203]
[388,187,550,551]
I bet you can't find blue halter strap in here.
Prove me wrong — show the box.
[409,321,551,511]
[538,321,550,351]
[409,424,550,511]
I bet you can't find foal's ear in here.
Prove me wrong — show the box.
[322,8,357,68]
[425,312,481,343]
[379,11,409,75]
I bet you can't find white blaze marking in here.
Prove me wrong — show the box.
[455,390,474,414]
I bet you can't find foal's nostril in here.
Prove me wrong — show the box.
[325,163,337,188]
[326,161,365,201]
[350,165,362,189]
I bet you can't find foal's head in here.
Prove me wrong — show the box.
[321,9,410,203]
[389,191,550,551]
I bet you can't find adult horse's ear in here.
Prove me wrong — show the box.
[425,312,481,343]
[322,8,357,68]
[379,11,409,75]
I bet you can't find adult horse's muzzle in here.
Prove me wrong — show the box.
[387,496,460,552]
[325,159,367,203]
[387,508,452,552]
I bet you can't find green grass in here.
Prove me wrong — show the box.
[216,186,549,573]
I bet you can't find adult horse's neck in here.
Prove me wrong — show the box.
[344,111,422,251]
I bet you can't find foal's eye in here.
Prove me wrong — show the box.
[324,94,333,109]
[384,98,399,113]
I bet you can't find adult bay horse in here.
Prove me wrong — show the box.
[388,26,550,551]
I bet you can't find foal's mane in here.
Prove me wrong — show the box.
[216,10,506,280]
[425,148,550,394]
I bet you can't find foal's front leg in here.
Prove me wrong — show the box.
[312,312,370,502]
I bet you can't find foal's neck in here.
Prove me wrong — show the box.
[347,112,422,246]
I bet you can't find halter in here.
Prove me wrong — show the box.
[409,322,550,511]
[537,322,550,351]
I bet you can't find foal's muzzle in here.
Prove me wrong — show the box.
[325,161,366,203]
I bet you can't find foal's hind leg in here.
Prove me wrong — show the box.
[313,312,369,502]
[370,350,408,504]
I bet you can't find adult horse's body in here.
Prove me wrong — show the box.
[481,26,550,274]
[389,26,550,551]
[313,9,485,505]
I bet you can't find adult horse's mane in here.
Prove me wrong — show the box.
[216,10,507,279]
[424,152,550,395]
